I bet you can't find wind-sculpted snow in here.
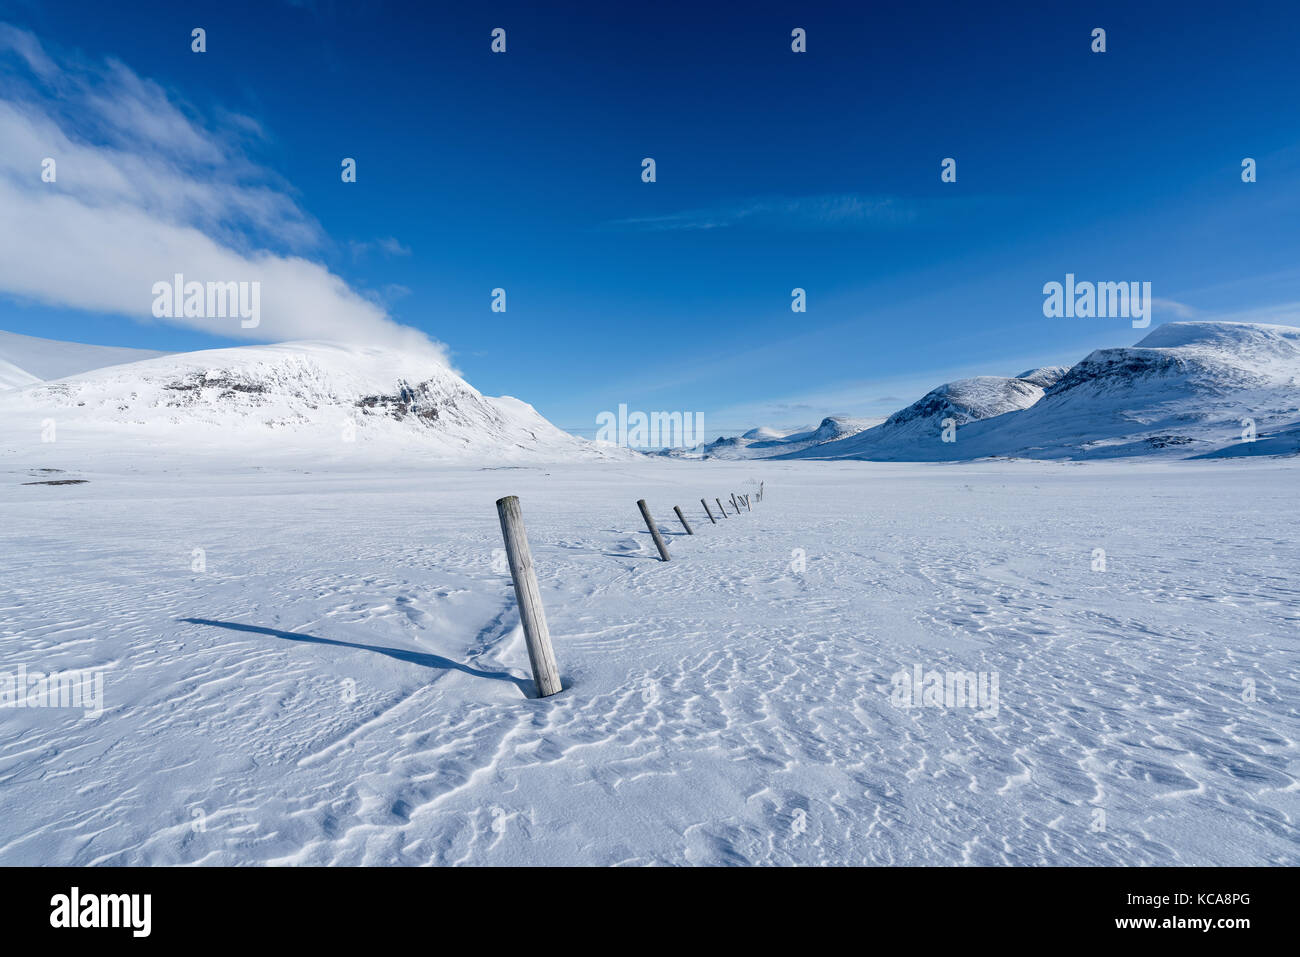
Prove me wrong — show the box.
[0,458,1295,864]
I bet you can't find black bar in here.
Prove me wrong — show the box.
[0,866,1285,946]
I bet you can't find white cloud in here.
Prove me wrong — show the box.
[0,23,55,79]
[0,25,446,364]
[1152,297,1199,319]
[350,236,412,259]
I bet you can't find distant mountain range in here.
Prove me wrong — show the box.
[3,321,1297,463]
[700,322,1300,461]
[695,415,881,460]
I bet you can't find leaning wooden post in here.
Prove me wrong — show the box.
[743,494,751,511]
[731,493,740,512]
[715,497,728,518]
[495,496,562,698]
[637,499,671,561]
[701,498,716,524]
[673,505,694,535]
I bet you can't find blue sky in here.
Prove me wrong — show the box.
[1,0,1298,435]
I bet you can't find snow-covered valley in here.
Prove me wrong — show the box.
[5,0,1300,882]
[1,452,1295,865]
[0,328,1296,866]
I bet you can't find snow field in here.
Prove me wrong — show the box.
[0,457,1296,865]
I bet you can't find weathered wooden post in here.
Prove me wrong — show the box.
[744,494,751,511]
[673,505,694,535]
[731,493,740,512]
[716,497,728,518]
[495,496,563,698]
[637,499,671,561]
[701,498,716,524]
[759,481,764,502]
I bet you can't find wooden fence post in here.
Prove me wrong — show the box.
[716,497,728,518]
[701,498,716,524]
[759,481,764,501]
[673,505,694,535]
[731,493,740,512]
[495,496,562,698]
[744,494,751,511]
[637,499,671,561]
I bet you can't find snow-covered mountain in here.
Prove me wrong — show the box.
[772,369,1068,461]
[0,337,616,461]
[0,329,168,385]
[970,320,1300,459]
[791,322,1300,461]
[1015,365,1070,389]
[699,414,878,459]
[5,321,1296,465]
[0,355,41,391]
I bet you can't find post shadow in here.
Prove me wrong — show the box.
[178,617,531,693]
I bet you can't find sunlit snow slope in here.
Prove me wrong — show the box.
[0,337,615,461]
[788,322,1300,461]
[0,329,167,383]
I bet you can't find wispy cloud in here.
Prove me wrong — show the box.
[0,25,444,361]
[350,236,412,259]
[606,194,922,232]
[0,23,54,78]
[1153,297,1199,319]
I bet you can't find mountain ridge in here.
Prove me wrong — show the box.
[0,336,618,462]
[769,322,1299,461]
